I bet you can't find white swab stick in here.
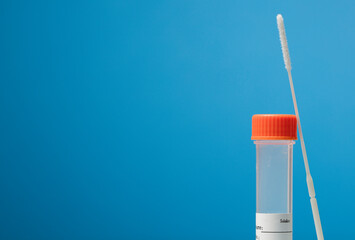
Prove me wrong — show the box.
[277,14,324,240]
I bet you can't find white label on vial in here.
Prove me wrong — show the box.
[256,213,292,240]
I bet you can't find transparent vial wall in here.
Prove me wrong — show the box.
[256,140,294,214]
[255,140,294,240]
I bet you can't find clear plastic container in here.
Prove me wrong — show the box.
[255,140,294,240]
[252,114,297,240]
[256,140,294,214]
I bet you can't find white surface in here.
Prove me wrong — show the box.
[256,213,292,240]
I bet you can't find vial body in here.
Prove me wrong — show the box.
[255,140,294,240]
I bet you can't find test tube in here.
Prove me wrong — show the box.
[251,114,297,240]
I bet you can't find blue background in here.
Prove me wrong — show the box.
[0,0,354,239]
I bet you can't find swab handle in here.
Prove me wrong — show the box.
[307,175,315,197]
[277,14,324,239]
[307,176,324,239]
[311,198,324,240]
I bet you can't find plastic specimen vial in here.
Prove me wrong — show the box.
[251,114,297,240]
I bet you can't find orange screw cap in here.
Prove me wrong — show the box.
[251,114,297,140]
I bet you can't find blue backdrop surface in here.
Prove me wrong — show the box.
[0,0,354,239]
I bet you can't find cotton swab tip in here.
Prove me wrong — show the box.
[277,14,292,71]
[276,14,283,22]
